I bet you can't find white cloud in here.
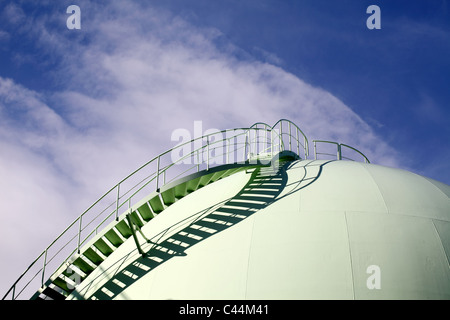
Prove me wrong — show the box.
[0,2,403,298]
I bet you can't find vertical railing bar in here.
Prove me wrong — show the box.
[77,216,82,254]
[243,132,247,161]
[156,156,160,191]
[304,136,308,159]
[41,249,47,288]
[226,138,230,164]
[206,136,210,171]
[314,141,317,160]
[254,129,258,158]
[264,125,267,155]
[197,149,200,172]
[115,184,120,221]
[280,121,283,152]
[271,129,274,158]
[289,122,292,152]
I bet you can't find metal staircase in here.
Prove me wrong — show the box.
[36,163,263,300]
[2,119,370,300]
[88,159,291,300]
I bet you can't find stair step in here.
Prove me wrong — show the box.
[148,195,165,214]
[210,170,226,183]
[137,203,155,221]
[62,263,86,278]
[83,247,104,266]
[52,276,73,293]
[186,176,202,192]
[104,229,124,247]
[93,238,114,257]
[42,286,66,301]
[115,219,133,239]
[174,182,188,199]
[161,188,176,206]
[199,173,214,187]
[72,256,95,274]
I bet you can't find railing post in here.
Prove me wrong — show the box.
[288,122,292,151]
[271,129,274,158]
[156,156,160,191]
[77,216,82,254]
[41,249,47,288]
[263,125,267,155]
[115,184,120,221]
[243,132,248,161]
[206,136,210,170]
[280,121,283,151]
[226,138,230,164]
[314,141,317,160]
[304,136,308,159]
[337,144,342,160]
[197,149,200,172]
[254,129,258,157]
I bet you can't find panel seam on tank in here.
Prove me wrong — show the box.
[388,210,450,223]
[359,163,390,214]
[416,174,450,200]
[431,219,450,267]
[344,211,356,300]
[244,215,256,299]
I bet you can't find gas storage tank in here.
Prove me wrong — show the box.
[3,120,450,300]
[69,159,450,300]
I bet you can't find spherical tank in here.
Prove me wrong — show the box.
[68,159,450,300]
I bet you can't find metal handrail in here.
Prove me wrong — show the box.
[313,140,370,163]
[3,120,308,300]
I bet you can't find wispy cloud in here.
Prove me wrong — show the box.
[0,2,403,296]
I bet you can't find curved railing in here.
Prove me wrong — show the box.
[312,140,370,163]
[247,119,309,161]
[2,119,308,300]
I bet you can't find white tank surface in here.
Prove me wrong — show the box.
[67,159,450,300]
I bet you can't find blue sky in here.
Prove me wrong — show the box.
[0,0,449,297]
